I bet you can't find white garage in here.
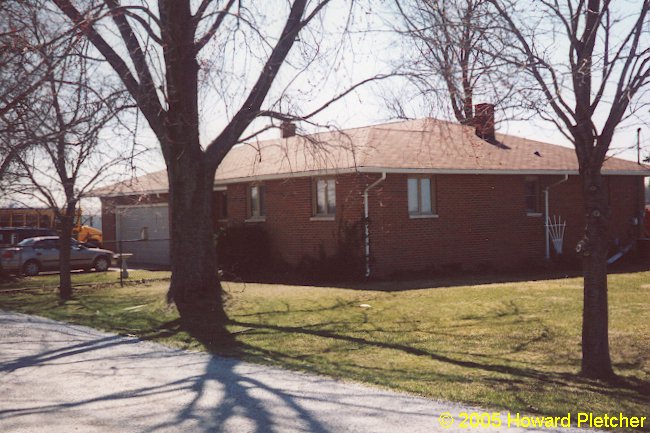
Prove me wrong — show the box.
[116,204,170,266]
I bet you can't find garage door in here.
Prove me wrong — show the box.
[116,205,170,266]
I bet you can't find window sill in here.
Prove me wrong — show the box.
[310,216,335,221]
[244,217,266,223]
[409,214,439,219]
[526,212,543,217]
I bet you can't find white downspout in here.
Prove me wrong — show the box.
[544,174,569,259]
[364,172,387,277]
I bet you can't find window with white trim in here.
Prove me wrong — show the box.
[249,184,265,218]
[313,178,336,217]
[408,176,436,216]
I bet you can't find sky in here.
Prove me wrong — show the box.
[93,0,650,211]
[128,0,650,176]
[4,0,650,213]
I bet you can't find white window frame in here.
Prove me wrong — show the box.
[408,176,438,218]
[312,178,336,220]
[247,184,266,221]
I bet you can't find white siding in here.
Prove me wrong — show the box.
[116,205,170,266]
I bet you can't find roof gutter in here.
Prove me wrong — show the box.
[208,167,648,186]
[92,166,650,198]
[544,174,569,260]
[364,172,386,278]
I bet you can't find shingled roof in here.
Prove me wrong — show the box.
[94,118,650,197]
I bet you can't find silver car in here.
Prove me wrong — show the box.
[0,236,114,276]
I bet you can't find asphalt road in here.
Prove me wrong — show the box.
[0,311,594,433]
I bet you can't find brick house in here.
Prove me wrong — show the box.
[96,108,650,277]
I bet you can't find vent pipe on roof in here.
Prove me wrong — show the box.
[280,121,296,138]
[473,103,495,142]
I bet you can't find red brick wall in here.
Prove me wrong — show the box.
[368,174,544,275]
[548,175,644,257]
[220,174,371,266]
[100,173,645,277]
[366,174,644,277]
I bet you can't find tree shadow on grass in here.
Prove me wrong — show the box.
[179,300,650,419]
[3,306,648,432]
[228,318,650,412]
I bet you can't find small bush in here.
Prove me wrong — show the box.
[296,219,365,282]
[217,217,365,283]
[216,224,278,277]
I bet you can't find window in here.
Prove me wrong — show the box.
[313,178,336,217]
[524,176,540,214]
[408,176,436,216]
[248,184,265,219]
[34,239,58,249]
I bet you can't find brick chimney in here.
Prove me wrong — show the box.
[280,121,296,138]
[473,103,495,141]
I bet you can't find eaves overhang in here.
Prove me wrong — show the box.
[92,165,650,197]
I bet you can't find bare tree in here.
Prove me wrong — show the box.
[390,0,519,123]
[486,0,650,379]
[0,1,43,185]
[7,34,134,299]
[0,0,78,186]
[48,0,378,345]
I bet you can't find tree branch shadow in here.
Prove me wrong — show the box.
[2,313,394,433]
[229,318,650,408]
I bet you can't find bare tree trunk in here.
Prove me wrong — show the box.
[484,0,650,381]
[166,141,229,346]
[58,208,75,300]
[579,169,614,379]
[158,1,230,346]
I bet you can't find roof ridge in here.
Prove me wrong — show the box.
[239,117,426,147]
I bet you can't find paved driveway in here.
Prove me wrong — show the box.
[0,311,591,433]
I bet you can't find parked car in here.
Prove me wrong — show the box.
[0,236,114,276]
[0,227,57,248]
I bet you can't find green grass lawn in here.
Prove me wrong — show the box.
[0,271,648,424]
[0,269,171,291]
